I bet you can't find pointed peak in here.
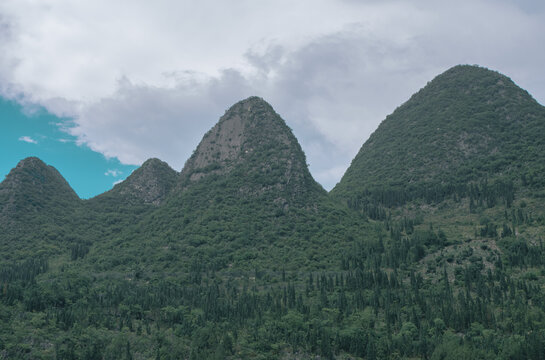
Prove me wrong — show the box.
[132,158,176,177]
[140,158,173,169]
[227,96,271,110]
[179,97,324,204]
[444,64,495,74]
[3,157,74,191]
[0,157,79,218]
[219,96,277,124]
[423,64,523,97]
[15,156,48,169]
[436,64,502,78]
[180,97,288,182]
[100,157,178,205]
[333,65,545,204]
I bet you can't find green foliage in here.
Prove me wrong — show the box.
[333,65,545,207]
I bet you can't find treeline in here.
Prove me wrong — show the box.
[346,179,515,210]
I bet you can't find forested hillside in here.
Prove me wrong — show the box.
[1,66,545,359]
[332,65,545,207]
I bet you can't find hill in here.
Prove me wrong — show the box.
[179,96,325,204]
[94,158,178,206]
[333,65,545,207]
[0,157,82,260]
[0,157,79,216]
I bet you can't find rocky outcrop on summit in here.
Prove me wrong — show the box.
[179,97,324,204]
[94,158,178,205]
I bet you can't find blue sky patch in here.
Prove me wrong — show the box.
[0,97,138,199]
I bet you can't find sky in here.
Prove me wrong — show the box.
[0,0,544,198]
[0,98,137,198]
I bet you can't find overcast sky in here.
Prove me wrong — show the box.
[1,0,544,192]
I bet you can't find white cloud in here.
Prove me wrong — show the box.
[113,179,124,186]
[104,169,122,177]
[1,0,544,190]
[18,135,37,144]
[0,0,372,103]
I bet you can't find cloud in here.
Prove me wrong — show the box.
[18,135,37,144]
[0,0,370,103]
[1,0,545,190]
[104,169,122,177]
[68,71,254,171]
[113,179,124,186]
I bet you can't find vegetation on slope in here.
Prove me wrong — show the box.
[333,65,545,207]
[95,158,178,206]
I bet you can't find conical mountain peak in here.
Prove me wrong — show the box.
[0,157,78,198]
[96,158,178,205]
[0,157,79,224]
[333,65,545,204]
[181,97,281,180]
[15,156,48,169]
[225,96,273,114]
[180,97,324,203]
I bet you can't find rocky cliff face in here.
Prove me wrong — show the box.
[179,96,324,205]
[97,158,178,205]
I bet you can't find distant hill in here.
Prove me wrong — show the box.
[0,157,81,259]
[0,157,80,227]
[92,158,177,206]
[0,157,79,215]
[332,65,545,206]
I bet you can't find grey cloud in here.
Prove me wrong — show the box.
[499,0,545,14]
[68,70,256,171]
[0,13,18,98]
[251,31,442,188]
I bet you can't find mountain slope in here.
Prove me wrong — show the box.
[333,65,545,205]
[3,79,545,359]
[179,96,325,205]
[92,158,177,206]
[0,157,79,222]
[86,97,351,274]
[0,157,81,259]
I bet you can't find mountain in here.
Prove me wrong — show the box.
[0,157,81,260]
[0,157,79,222]
[179,96,325,205]
[95,97,347,274]
[333,65,545,206]
[93,158,177,206]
